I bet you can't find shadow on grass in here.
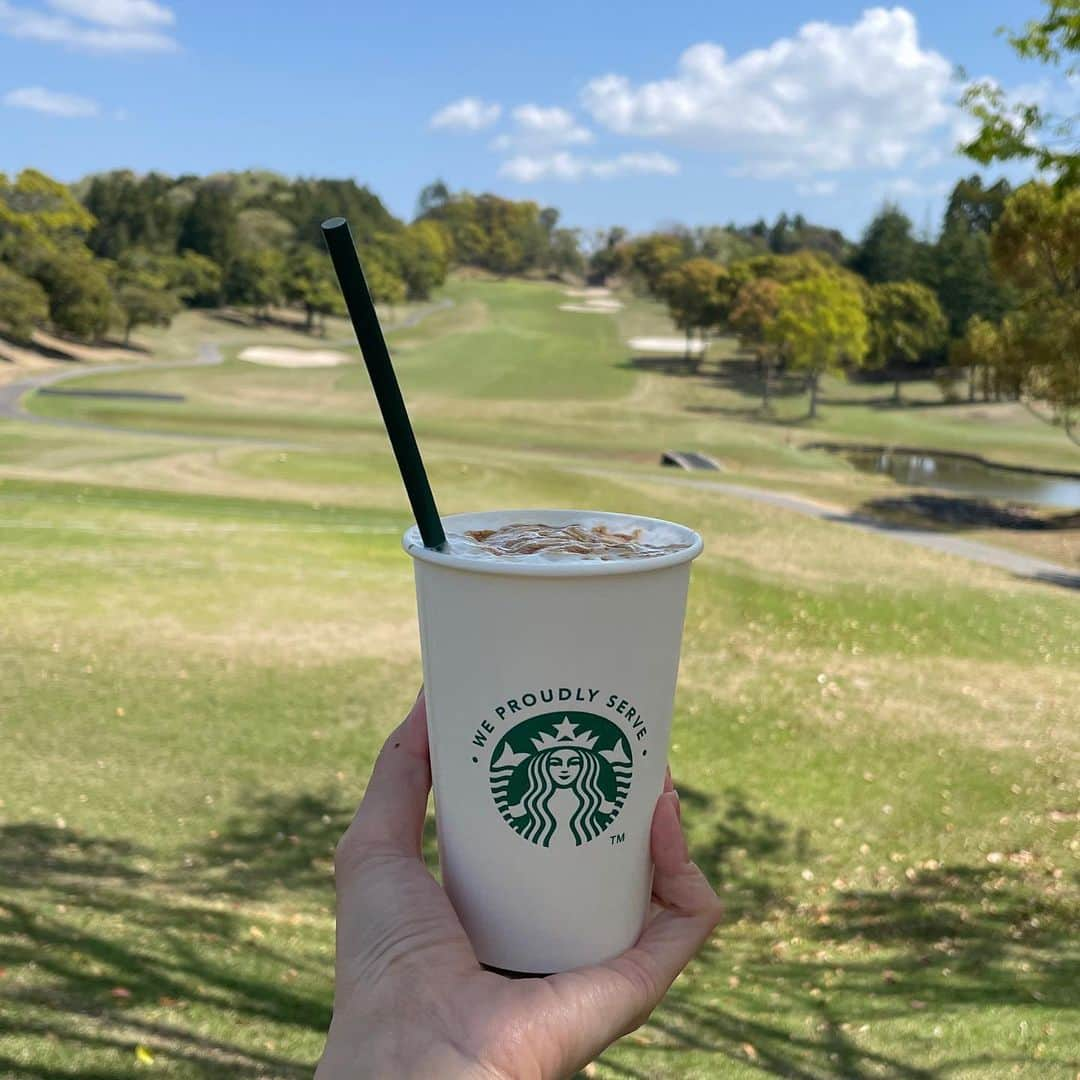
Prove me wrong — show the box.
[589,782,1078,1079]
[4,787,1076,1079]
[855,494,1080,534]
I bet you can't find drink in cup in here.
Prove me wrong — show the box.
[404,508,702,974]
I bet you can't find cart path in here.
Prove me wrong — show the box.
[2,332,1075,590]
[579,468,1080,592]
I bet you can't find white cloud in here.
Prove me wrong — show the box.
[3,84,99,116]
[492,104,592,151]
[499,151,680,183]
[876,177,950,198]
[0,0,177,50]
[581,7,953,177]
[430,96,501,132]
[796,179,837,196]
[47,0,172,27]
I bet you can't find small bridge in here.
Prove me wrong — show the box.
[661,450,722,471]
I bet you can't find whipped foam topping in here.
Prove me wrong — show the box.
[445,520,692,563]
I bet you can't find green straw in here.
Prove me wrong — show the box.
[321,216,447,551]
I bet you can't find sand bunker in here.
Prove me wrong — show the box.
[628,336,705,354]
[239,347,351,368]
[560,285,623,315]
[563,287,612,299]
[560,299,624,315]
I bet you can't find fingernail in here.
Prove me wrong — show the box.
[671,794,689,863]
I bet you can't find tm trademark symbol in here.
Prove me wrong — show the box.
[610,833,626,846]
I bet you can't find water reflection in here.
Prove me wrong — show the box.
[842,449,1080,509]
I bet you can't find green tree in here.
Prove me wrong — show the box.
[83,171,181,258]
[949,315,1014,403]
[0,263,49,342]
[364,250,407,306]
[729,277,783,411]
[587,227,628,285]
[961,1,1079,190]
[284,249,345,332]
[990,183,1080,439]
[850,204,919,284]
[168,250,223,306]
[629,234,687,295]
[234,207,295,253]
[0,169,96,272]
[114,282,181,344]
[657,258,730,369]
[549,228,584,276]
[933,176,1015,337]
[769,274,870,418]
[33,253,114,340]
[178,182,239,270]
[416,179,450,218]
[224,248,285,317]
[867,281,948,403]
[393,221,451,300]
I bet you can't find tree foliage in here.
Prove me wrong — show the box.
[0,263,49,342]
[769,275,870,417]
[33,253,114,340]
[867,281,948,401]
[989,182,1080,438]
[730,277,783,409]
[283,249,345,331]
[961,1,1079,190]
[0,169,96,270]
[850,204,921,284]
[658,258,731,367]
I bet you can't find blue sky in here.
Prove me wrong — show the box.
[0,0,1071,238]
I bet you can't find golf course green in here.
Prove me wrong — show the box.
[1,278,1077,1078]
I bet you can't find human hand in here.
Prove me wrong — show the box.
[316,691,722,1080]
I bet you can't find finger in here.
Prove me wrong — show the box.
[662,766,681,821]
[534,792,721,1071]
[339,689,430,863]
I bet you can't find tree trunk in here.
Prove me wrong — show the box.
[761,354,772,413]
[808,371,819,418]
[684,329,691,362]
[1064,413,1079,447]
[893,375,902,404]
[968,365,976,403]
[305,305,314,332]
[124,321,132,346]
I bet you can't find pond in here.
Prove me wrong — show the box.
[837,448,1080,509]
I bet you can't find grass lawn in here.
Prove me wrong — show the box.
[1,278,1078,1078]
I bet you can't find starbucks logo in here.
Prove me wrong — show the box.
[489,712,633,848]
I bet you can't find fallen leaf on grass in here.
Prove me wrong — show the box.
[134,1045,154,1065]
[109,987,132,999]
[741,1043,759,1061]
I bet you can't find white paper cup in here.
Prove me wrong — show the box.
[404,509,703,974]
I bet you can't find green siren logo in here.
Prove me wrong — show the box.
[489,712,633,848]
